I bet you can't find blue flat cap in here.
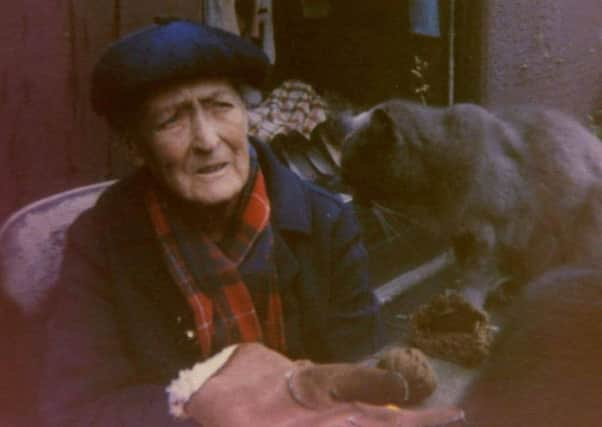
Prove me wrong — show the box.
[91,19,270,127]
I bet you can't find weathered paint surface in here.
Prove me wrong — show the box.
[480,0,602,123]
[1,1,76,223]
[0,0,202,225]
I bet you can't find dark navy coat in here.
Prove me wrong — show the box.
[40,140,384,427]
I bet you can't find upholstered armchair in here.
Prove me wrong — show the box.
[0,181,115,317]
[0,181,113,427]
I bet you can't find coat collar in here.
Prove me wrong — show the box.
[250,138,312,235]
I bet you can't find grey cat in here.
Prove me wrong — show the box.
[338,100,602,308]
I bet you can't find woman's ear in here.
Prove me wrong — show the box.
[119,132,146,167]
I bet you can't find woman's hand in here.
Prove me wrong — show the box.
[176,343,465,427]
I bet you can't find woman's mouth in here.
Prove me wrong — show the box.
[195,163,228,175]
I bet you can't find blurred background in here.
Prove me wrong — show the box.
[1,0,600,225]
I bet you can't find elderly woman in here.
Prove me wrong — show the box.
[39,20,463,427]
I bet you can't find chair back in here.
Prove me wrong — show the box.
[0,181,114,316]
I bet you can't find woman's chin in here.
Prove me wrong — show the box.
[182,182,243,207]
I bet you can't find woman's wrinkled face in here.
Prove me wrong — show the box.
[136,78,250,206]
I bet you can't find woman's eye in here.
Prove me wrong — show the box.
[207,100,233,110]
[156,112,181,129]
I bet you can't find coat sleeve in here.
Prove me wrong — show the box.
[325,202,386,362]
[39,210,198,427]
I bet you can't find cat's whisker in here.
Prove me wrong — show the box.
[372,202,404,217]
[372,201,432,233]
[370,203,401,240]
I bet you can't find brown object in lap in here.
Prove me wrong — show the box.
[408,292,494,367]
[182,343,465,427]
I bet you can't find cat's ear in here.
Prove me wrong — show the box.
[370,108,398,145]
[445,103,487,132]
[370,108,393,129]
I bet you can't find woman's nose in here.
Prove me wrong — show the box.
[190,110,219,152]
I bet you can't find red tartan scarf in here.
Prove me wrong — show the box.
[145,168,286,359]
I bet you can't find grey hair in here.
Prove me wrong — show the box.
[234,82,263,108]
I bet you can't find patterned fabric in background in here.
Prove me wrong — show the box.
[248,80,329,141]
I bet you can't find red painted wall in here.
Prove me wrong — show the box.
[1,0,85,222]
[0,0,203,224]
